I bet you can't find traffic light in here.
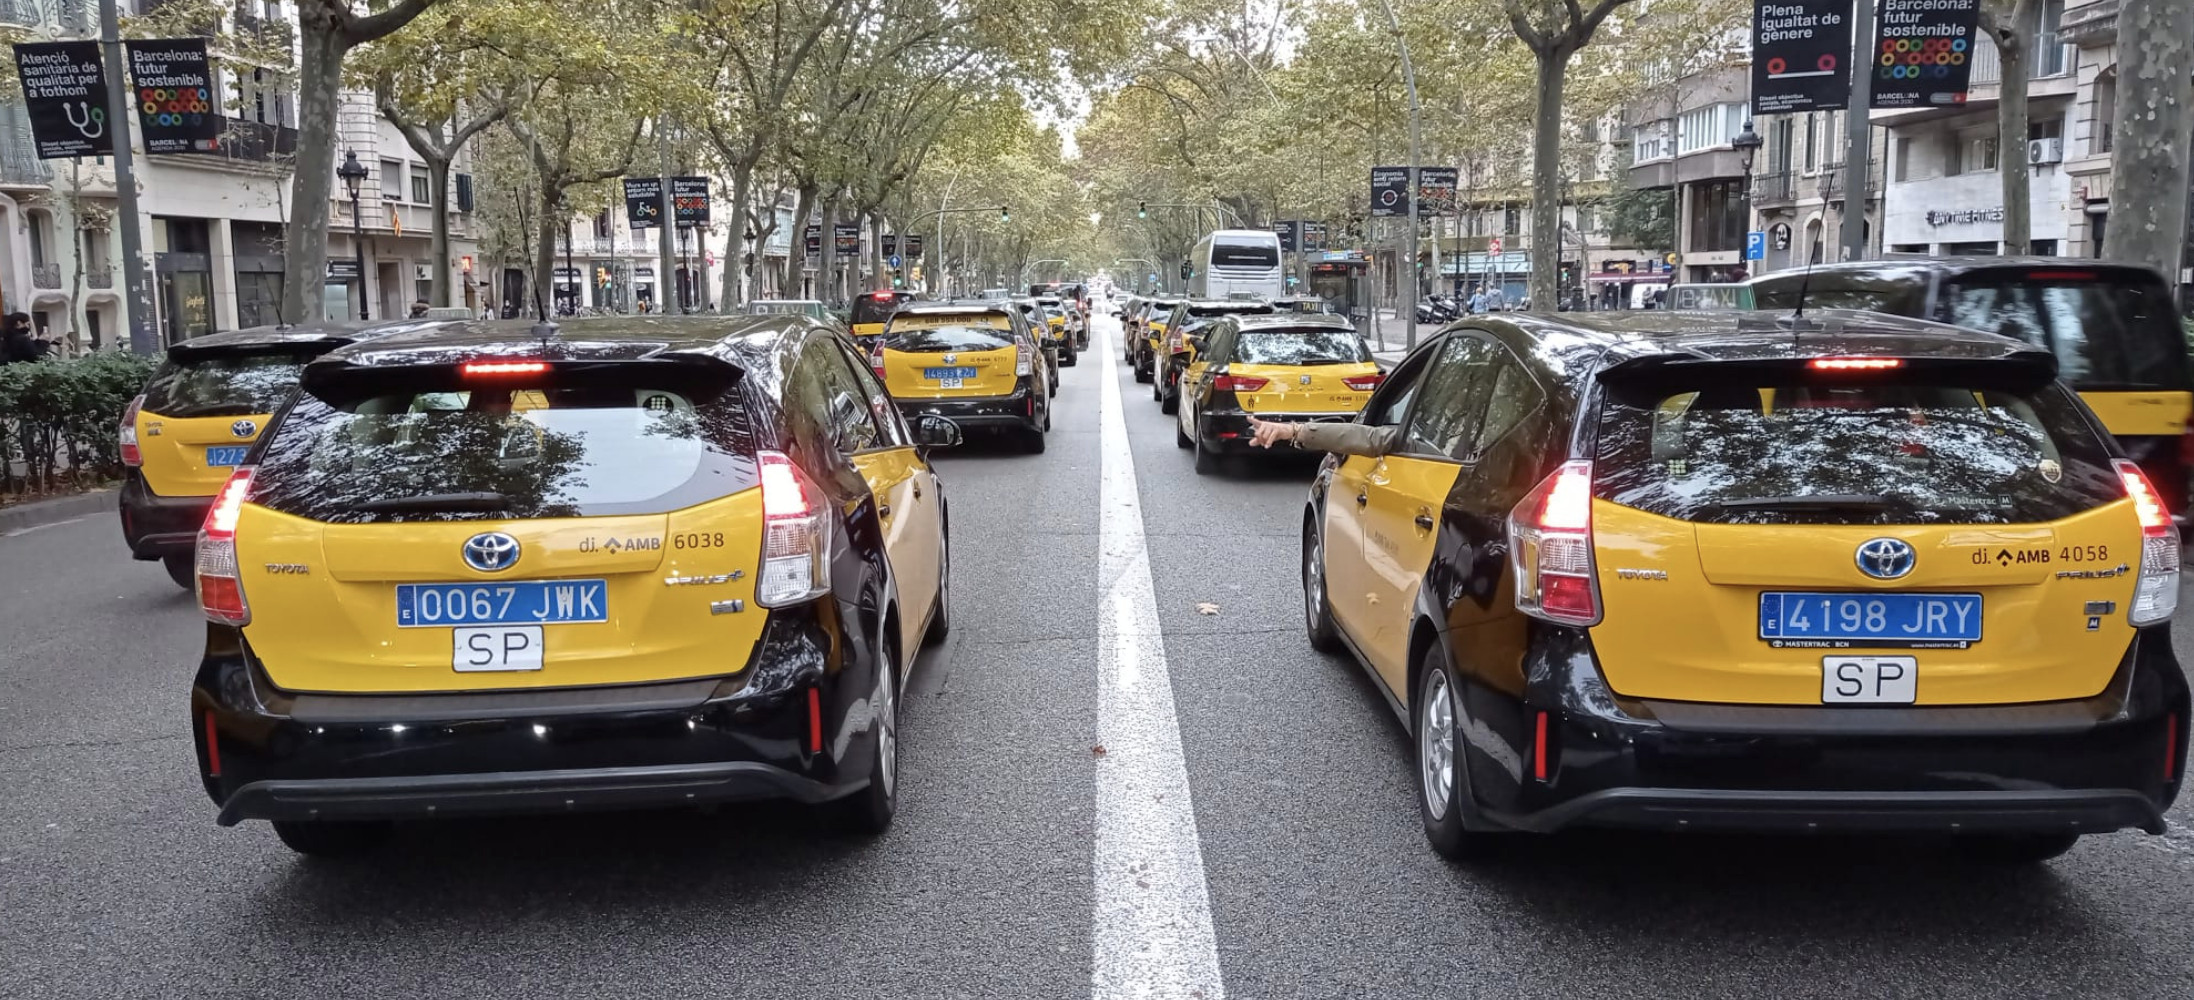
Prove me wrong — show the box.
[1137,202,1147,219]
[999,206,1010,222]
[1180,260,1192,280]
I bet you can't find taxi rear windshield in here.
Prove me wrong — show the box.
[1594,374,2122,525]
[254,373,758,523]
[1939,269,2189,389]
[885,322,1013,353]
[141,351,316,418]
[1231,329,1369,366]
[850,295,907,326]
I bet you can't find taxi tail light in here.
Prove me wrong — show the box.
[867,340,886,380]
[196,466,255,625]
[1015,346,1032,378]
[2117,459,2179,625]
[119,394,144,467]
[755,450,832,607]
[1213,374,1268,393]
[1508,460,1600,626]
[1341,374,1385,391]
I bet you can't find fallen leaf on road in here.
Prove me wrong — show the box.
[1196,602,1220,615]
[1091,744,1107,756]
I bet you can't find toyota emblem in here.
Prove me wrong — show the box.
[1855,538,1916,580]
[230,419,258,438]
[462,532,522,573]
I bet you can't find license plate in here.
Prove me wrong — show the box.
[1822,655,1917,703]
[453,625,544,672]
[1759,592,1982,648]
[205,445,250,467]
[924,366,978,379]
[395,580,609,627]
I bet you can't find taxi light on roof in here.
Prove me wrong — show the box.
[1809,357,1903,371]
[463,361,548,376]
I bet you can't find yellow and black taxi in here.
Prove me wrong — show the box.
[869,301,1051,453]
[1117,295,1146,361]
[850,289,918,338]
[1303,309,2186,864]
[1032,295,1078,366]
[1003,297,1061,395]
[191,314,959,856]
[120,319,455,588]
[1132,297,1184,381]
[1173,314,1380,474]
[1747,258,2193,521]
[1153,299,1277,412]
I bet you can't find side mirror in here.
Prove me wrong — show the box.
[913,415,963,450]
[1185,334,1206,352]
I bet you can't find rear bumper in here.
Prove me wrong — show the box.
[1197,408,1356,454]
[1468,627,2188,836]
[192,609,884,825]
[895,385,1042,432]
[119,470,210,560]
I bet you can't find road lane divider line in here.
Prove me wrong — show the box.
[1091,320,1227,1000]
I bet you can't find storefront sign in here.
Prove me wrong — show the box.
[325,259,360,280]
[1925,207,2003,226]
[1753,1,1851,113]
[12,41,112,158]
[125,38,219,154]
[1870,0,1983,110]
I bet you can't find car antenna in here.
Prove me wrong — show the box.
[1792,242,1820,321]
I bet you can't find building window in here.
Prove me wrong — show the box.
[593,210,612,239]
[1947,128,1997,176]
[410,165,430,204]
[2035,0,2067,77]
[379,158,403,200]
[1687,180,1746,253]
[1803,115,1819,173]
[1894,137,1913,182]
[1676,103,1744,155]
[2029,118,2062,142]
[2093,73,2116,154]
[1574,205,1595,234]
[1633,121,1673,162]
[1502,204,1520,235]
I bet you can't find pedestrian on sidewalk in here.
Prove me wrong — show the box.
[409,300,431,318]
[1467,287,1487,314]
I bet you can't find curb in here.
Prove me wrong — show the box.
[0,489,118,535]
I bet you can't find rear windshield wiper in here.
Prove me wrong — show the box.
[341,492,511,515]
[1713,493,1913,513]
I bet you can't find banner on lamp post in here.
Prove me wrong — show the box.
[1752,0,1852,113]
[12,41,113,158]
[125,38,220,154]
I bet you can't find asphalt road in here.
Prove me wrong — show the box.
[4,316,2192,999]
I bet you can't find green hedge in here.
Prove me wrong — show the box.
[1,351,160,496]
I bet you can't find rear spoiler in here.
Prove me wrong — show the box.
[166,336,357,363]
[1596,347,2060,394]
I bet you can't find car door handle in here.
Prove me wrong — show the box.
[1355,492,1368,507]
[878,503,893,518]
[912,481,922,499]
[1414,513,1435,530]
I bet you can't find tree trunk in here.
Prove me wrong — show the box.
[2103,0,2194,284]
[867,211,884,291]
[283,23,346,324]
[532,194,561,320]
[1986,1,2038,254]
[427,158,454,306]
[724,160,754,309]
[1528,45,1571,310]
[821,195,842,304]
[791,186,817,299]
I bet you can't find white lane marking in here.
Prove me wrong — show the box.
[1092,319,1226,1000]
[2,516,85,539]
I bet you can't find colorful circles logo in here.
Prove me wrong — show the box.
[137,86,209,127]
[1878,37,1966,80]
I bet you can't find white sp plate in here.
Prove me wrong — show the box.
[1822,655,1917,704]
[453,625,545,672]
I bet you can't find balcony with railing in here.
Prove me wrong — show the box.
[211,118,299,164]
[1751,170,1797,209]
[86,266,112,289]
[31,263,59,289]
[1820,160,1885,202]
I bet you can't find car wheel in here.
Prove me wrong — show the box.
[1958,832,2081,865]
[1417,652,1497,861]
[1192,427,1219,475]
[1175,412,1193,450]
[1160,379,1180,415]
[1151,368,1165,402]
[1060,349,1078,367]
[925,525,951,646]
[1134,353,1152,384]
[272,820,393,858]
[1302,520,1341,653]
[830,634,899,835]
[1023,427,1048,454]
[162,554,194,590]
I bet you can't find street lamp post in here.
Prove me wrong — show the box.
[1732,120,1764,277]
[1368,0,1426,349]
[338,150,370,321]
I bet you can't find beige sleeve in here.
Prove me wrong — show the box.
[1290,422,1400,457]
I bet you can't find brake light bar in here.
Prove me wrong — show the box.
[1809,357,1903,371]
[1340,374,1385,391]
[203,467,255,540]
[871,290,896,302]
[2024,270,2096,280]
[462,361,548,376]
[1213,374,1269,393]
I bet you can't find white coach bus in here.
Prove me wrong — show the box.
[1187,229,1285,300]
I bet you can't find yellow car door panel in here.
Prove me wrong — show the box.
[1359,456,1463,691]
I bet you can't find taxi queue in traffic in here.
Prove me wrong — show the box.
[120,260,2190,865]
